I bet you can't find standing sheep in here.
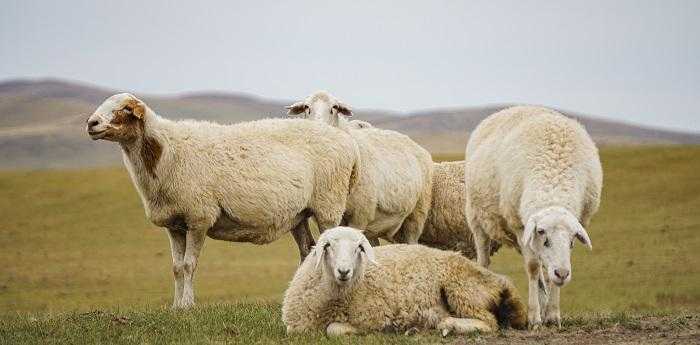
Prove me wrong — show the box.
[282,227,527,336]
[86,93,360,308]
[464,106,602,328]
[287,91,433,246]
[419,161,500,258]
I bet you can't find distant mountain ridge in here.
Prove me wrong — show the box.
[1,78,698,169]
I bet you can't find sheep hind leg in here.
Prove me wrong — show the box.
[167,228,186,309]
[326,322,359,336]
[290,218,315,264]
[470,222,492,268]
[437,317,493,336]
[395,194,430,244]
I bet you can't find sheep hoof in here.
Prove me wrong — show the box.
[404,327,419,336]
[544,316,561,328]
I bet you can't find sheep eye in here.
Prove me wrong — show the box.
[323,242,330,250]
[544,238,551,248]
[358,245,365,253]
[537,228,545,236]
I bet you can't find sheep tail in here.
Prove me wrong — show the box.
[494,280,528,330]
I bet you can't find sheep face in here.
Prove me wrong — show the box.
[86,93,146,143]
[312,227,376,287]
[286,91,352,126]
[522,207,592,287]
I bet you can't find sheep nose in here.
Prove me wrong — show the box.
[87,119,99,129]
[337,269,350,278]
[554,268,570,280]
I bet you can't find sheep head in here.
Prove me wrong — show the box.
[86,93,148,143]
[522,206,592,287]
[312,227,376,288]
[286,91,352,127]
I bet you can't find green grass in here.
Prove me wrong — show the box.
[0,146,699,343]
[1,304,696,344]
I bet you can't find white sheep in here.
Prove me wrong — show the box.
[287,91,432,247]
[86,93,360,308]
[419,161,500,258]
[346,119,373,129]
[285,91,373,130]
[282,227,527,336]
[464,106,602,328]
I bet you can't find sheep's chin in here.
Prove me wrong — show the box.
[334,278,351,287]
[88,130,107,140]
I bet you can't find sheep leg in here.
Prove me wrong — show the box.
[179,225,207,309]
[544,283,561,327]
[437,317,493,336]
[524,255,543,329]
[326,322,359,336]
[290,218,315,264]
[167,228,186,308]
[471,224,492,267]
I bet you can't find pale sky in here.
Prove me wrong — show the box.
[1,0,698,132]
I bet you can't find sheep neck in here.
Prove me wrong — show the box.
[119,110,170,200]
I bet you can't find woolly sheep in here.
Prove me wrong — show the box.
[419,161,500,258]
[464,106,602,328]
[287,91,433,247]
[282,227,527,336]
[86,93,360,308]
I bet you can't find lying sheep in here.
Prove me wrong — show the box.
[464,106,602,328]
[86,93,360,308]
[282,227,527,336]
[419,161,500,258]
[287,91,432,246]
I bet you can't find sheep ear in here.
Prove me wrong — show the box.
[286,102,307,116]
[573,222,593,251]
[336,103,353,117]
[125,98,146,120]
[522,216,536,249]
[360,237,377,265]
[313,240,327,270]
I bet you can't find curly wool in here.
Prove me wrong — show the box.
[282,243,527,334]
[419,161,500,258]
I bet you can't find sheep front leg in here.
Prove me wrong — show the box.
[524,256,543,329]
[179,225,208,309]
[544,284,561,327]
[167,228,186,308]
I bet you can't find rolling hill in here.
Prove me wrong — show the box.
[1,78,698,169]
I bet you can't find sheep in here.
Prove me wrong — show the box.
[86,93,361,309]
[282,226,527,336]
[287,91,433,247]
[419,160,500,258]
[285,92,373,130]
[463,105,603,328]
[347,119,373,129]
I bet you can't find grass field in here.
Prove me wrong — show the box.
[0,146,699,343]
